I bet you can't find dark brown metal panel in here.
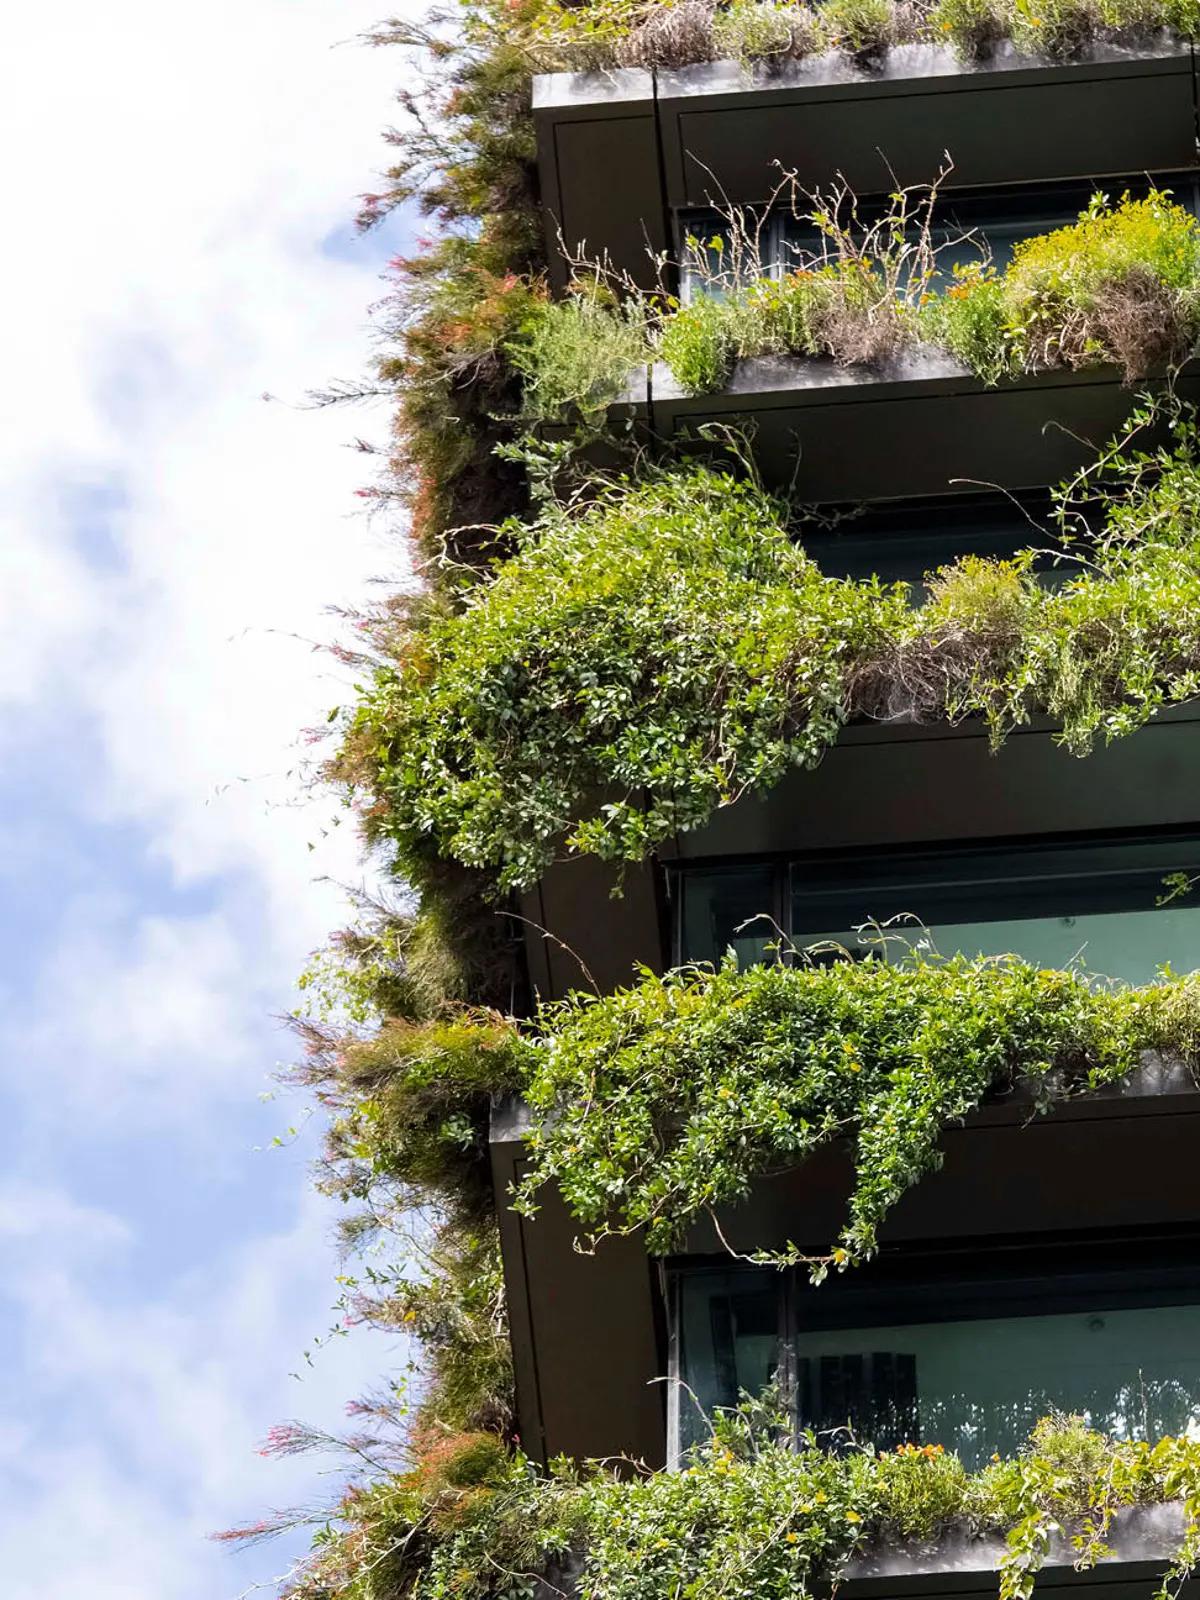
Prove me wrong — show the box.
[532,855,664,1000]
[670,713,1200,862]
[690,1095,1200,1256]
[665,60,1195,207]
[519,886,555,1006]
[513,1163,666,1466]
[654,360,1200,501]
[491,1119,546,1460]
[539,112,667,289]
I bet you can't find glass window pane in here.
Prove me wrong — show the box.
[677,1269,780,1451]
[680,865,777,967]
[791,844,1200,983]
[792,904,1200,985]
[923,905,1200,984]
[793,1304,1200,1467]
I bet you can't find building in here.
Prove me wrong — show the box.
[489,24,1200,1562]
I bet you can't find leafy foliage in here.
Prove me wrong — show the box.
[276,1406,1200,1600]
[333,420,1200,892]
[335,464,899,893]
[516,953,1198,1269]
[520,193,1200,404]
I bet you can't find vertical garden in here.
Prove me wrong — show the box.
[227,4,1200,1595]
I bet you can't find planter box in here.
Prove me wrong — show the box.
[633,353,1200,502]
[847,1504,1188,1581]
[534,41,1197,287]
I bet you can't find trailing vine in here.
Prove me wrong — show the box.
[516,953,1200,1269]
[333,410,1200,894]
[233,5,1200,1595]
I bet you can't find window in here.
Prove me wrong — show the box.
[671,1238,1200,1466]
[678,172,1200,303]
[796,489,1056,588]
[673,835,1200,984]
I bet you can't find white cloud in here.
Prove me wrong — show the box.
[0,1183,397,1600]
[0,0,415,931]
[0,3,428,1595]
[0,1181,131,1247]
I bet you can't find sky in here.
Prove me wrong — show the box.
[0,5,422,1594]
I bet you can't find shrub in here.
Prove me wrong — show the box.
[1003,191,1200,376]
[928,0,1010,56]
[924,265,1018,383]
[819,0,897,56]
[710,0,824,60]
[657,291,738,391]
[876,1444,971,1538]
[1009,0,1100,55]
[510,283,650,421]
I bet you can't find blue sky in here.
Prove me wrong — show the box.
[0,6,421,1593]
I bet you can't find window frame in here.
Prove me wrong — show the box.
[669,830,1200,970]
[667,1228,1200,1465]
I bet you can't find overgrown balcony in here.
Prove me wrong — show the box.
[517,188,1200,500]
[534,30,1198,287]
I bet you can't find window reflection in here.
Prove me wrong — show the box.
[792,1305,1200,1467]
[680,865,777,968]
[675,1270,1200,1468]
[677,1269,780,1451]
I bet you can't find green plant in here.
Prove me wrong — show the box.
[528,191,1200,403]
[876,1444,972,1538]
[928,0,1009,56]
[510,282,651,421]
[515,952,1182,1270]
[818,0,896,55]
[1003,191,1200,377]
[1009,0,1099,55]
[711,0,824,60]
[656,291,738,391]
[923,264,1017,382]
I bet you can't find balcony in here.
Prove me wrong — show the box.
[497,717,1200,1467]
[630,351,1200,502]
[492,1061,1200,1468]
[534,39,1198,287]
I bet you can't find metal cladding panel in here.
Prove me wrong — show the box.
[533,48,1197,280]
[669,712,1200,862]
[688,1094,1200,1257]
[492,1144,667,1468]
[653,362,1200,501]
[495,1092,1200,1469]
[520,856,663,1002]
[842,1562,1200,1600]
[664,60,1196,207]
[538,112,667,290]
